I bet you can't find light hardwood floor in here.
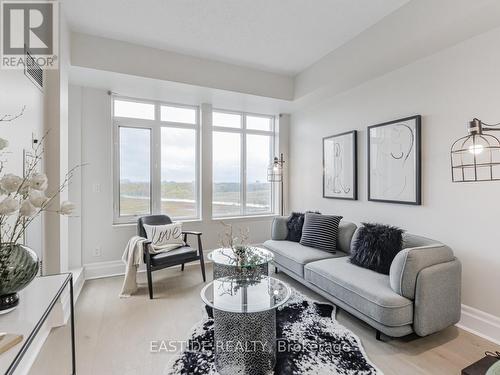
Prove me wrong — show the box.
[30,263,499,375]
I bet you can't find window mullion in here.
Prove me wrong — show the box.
[152,108,162,215]
[241,114,246,216]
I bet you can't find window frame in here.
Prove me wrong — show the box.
[212,109,276,219]
[112,96,201,224]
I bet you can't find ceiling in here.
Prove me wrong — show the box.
[62,0,409,76]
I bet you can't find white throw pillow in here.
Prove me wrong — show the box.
[143,222,185,252]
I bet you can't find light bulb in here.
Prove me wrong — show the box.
[468,144,484,155]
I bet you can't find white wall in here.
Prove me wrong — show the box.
[0,70,44,256]
[72,86,280,267]
[289,26,500,318]
[71,33,294,101]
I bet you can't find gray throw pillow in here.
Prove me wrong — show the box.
[300,212,342,253]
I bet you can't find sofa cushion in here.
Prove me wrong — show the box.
[305,257,413,327]
[263,240,346,278]
[337,220,357,254]
[300,213,342,253]
[271,217,289,240]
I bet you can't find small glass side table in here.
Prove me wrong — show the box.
[201,275,291,375]
[208,247,274,279]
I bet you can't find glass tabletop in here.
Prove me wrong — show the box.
[208,247,274,268]
[201,275,291,313]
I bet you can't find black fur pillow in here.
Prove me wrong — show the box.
[286,211,320,242]
[286,212,306,242]
[350,223,404,275]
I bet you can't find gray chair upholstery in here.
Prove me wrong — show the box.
[138,215,206,299]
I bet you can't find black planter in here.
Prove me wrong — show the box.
[0,243,39,314]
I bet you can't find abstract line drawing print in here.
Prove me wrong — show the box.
[323,131,356,200]
[331,141,351,194]
[370,122,416,201]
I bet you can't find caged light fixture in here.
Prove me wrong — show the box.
[267,153,285,215]
[451,118,500,182]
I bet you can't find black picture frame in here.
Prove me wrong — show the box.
[323,130,358,200]
[367,115,421,205]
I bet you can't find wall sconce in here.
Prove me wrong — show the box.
[451,118,500,182]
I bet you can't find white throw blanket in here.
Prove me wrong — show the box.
[119,236,148,298]
[120,235,184,298]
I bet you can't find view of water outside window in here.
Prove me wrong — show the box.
[161,127,198,218]
[246,134,272,214]
[119,127,151,216]
[212,131,242,217]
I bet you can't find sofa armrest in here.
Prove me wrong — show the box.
[271,216,289,240]
[389,244,454,299]
[414,259,461,336]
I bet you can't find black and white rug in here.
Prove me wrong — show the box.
[166,289,381,375]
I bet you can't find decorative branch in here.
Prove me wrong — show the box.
[0,106,26,123]
[0,129,82,245]
[12,164,82,244]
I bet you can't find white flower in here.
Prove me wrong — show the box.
[29,173,48,191]
[0,138,8,151]
[0,173,23,193]
[0,197,19,215]
[59,201,75,215]
[29,190,48,208]
[19,199,37,217]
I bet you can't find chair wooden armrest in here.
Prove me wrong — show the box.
[182,230,202,236]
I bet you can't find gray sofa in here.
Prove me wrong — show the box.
[264,217,462,339]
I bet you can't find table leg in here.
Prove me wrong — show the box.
[69,275,76,375]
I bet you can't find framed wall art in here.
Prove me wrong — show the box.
[323,130,357,200]
[367,115,421,205]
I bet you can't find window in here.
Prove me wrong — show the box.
[114,99,155,120]
[212,110,274,218]
[114,98,199,223]
[161,127,198,218]
[213,132,241,217]
[212,111,241,128]
[118,127,151,216]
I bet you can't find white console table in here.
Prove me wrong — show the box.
[0,273,75,375]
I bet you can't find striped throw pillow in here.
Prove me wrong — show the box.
[300,213,343,253]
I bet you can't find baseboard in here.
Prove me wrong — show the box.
[457,304,500,346]
[84,260,135,280]
[83,245,264,280]
[84,251,211,280]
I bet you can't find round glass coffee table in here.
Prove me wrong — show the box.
[201,275,291,375]
[208,247,274,279]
